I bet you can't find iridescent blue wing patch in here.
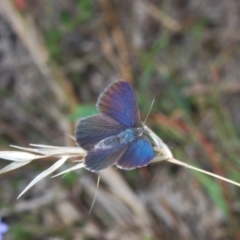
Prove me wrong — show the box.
[116,136,154,170]
[84,144,128,172]
[75,114,125,150]
[97,81,140,128]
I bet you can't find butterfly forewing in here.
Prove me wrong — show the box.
[97,81,140,128]
[75,114,125,150]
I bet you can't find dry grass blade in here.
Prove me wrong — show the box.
[144,125,173,160]
[52,162,85,177]
[168,158,240,187]
[10,145,86,157]
[0,161,32,174]
[101,168,153,235]
[146,125,240,188]
[0,0,77,108]
[0,151,45,161]
[80,176,133,225]
[17,156,69,199]
[141,1,181,32]
[98,0,133,81]
[89,174,101,214]
[0,0,79,148]
[29,144,71,149]
[0,190,67,217]
[9,145,52,154]
[1,123,239,206]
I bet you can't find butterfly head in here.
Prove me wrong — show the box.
[136,127,144,137]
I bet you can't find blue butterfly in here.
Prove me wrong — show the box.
[75,80,154,172]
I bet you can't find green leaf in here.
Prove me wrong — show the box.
[62,172,79,187]
[70,104,97,120]
[76,0,93,22]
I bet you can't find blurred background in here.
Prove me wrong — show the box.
[1,0,240,239]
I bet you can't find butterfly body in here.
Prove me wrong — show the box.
[94,128,143,150]
[75,80,154,172]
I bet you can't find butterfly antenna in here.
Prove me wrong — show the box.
[89,174,101,214]
[143,98,155,125]
[66,133,75,141]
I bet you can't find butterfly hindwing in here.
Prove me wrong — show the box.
[84,144,129,172]
[97,81,140,128]
[116,136,154,170]
[75,114,125,150]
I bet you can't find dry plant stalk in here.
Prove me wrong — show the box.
[98,0,133,82]
[140,1,181,32]
[0,0,78,146]
[0,125,240,199]
[0,0,77,107]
